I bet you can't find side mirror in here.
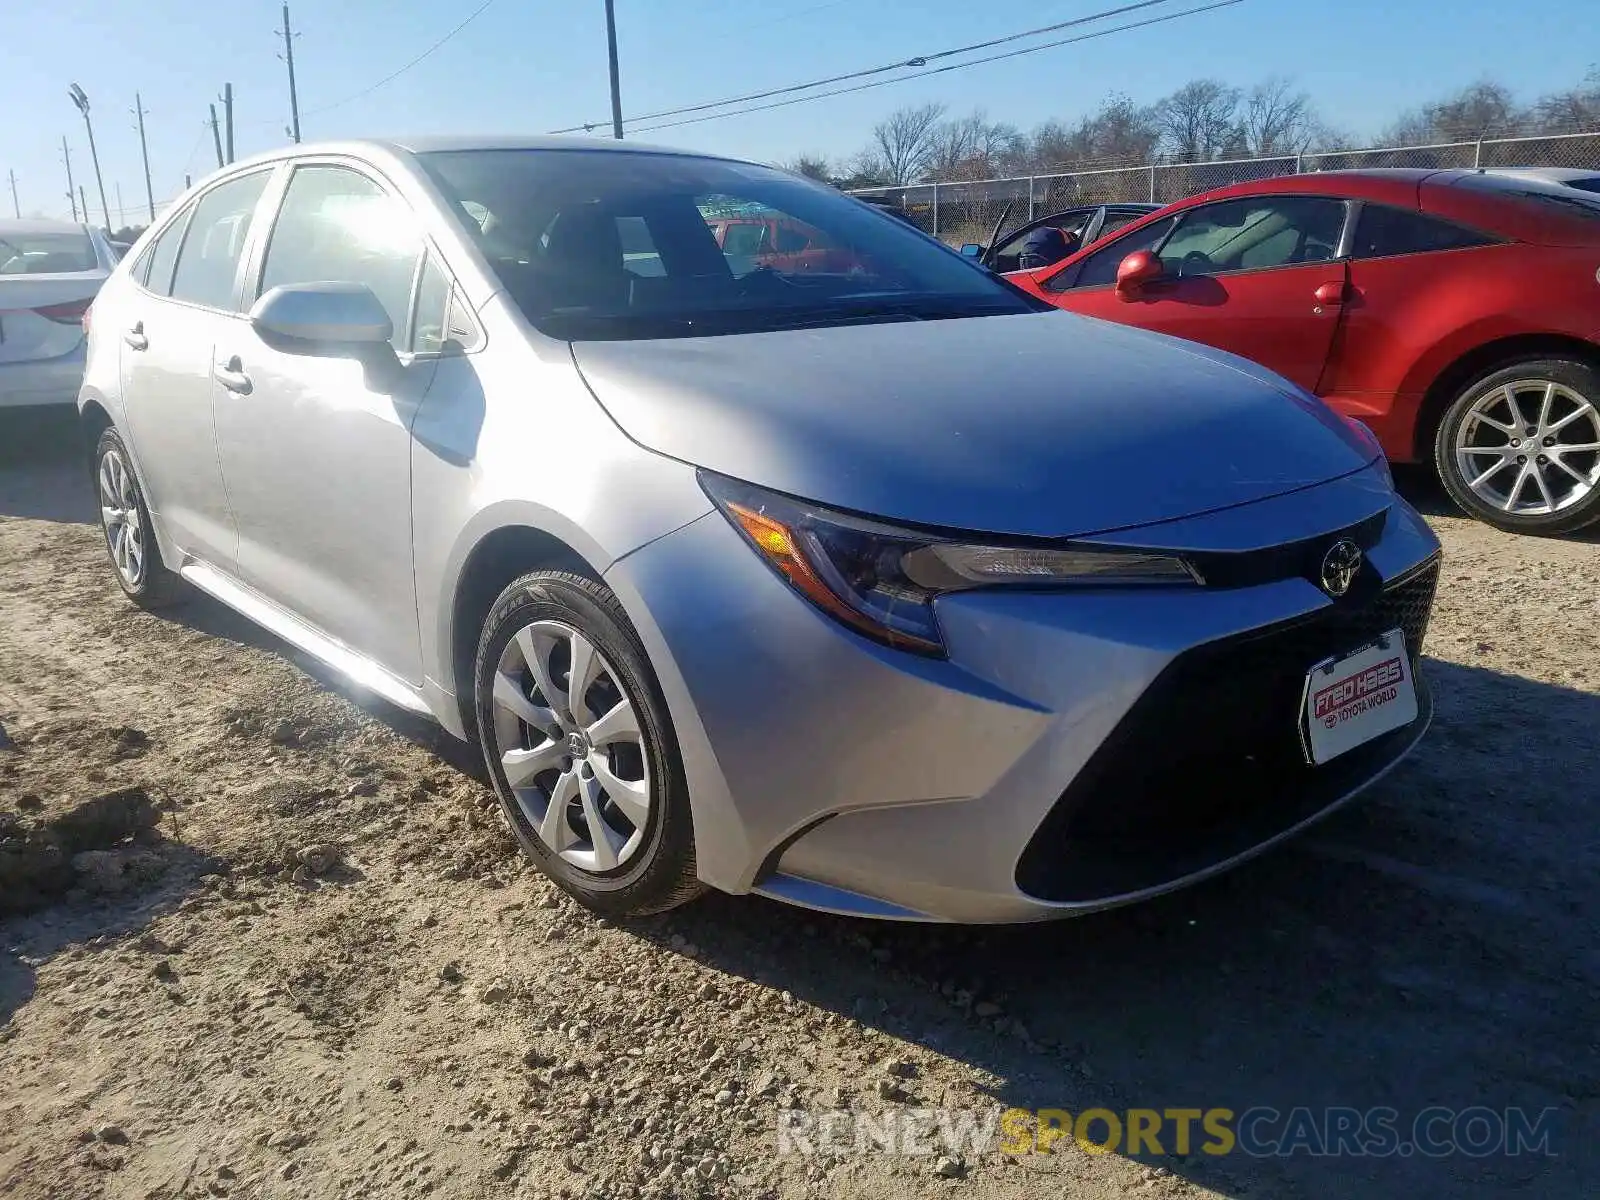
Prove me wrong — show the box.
[1114,250,1164,296]
[960,243,985,259]
[249,282,394,348]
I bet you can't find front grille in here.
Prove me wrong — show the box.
[1015,559,1439,903]
[1186,508,1391,589]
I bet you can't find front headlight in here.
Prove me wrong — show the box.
[700,472,1198,657]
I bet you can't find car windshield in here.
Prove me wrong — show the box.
[0,230,98,274]
[418,148,1042,340]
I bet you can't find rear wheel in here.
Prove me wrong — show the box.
[1435,359,1600,534]
[473,570,702,918]
[95,429,182,608]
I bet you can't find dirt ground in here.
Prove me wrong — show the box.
[1,409,1595,1200]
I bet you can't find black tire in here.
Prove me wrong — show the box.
[1434,358,1600,535]
[473,570,702,918]
[93,428,183,608]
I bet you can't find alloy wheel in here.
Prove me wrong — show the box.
[99,448,145,587]
[489,619,652,873]
[1453,379,1600,517]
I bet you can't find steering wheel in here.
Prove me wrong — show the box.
[1178,251,1213,277]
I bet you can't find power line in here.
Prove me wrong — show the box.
[178,120,210,183]
[629,0,1243,136]
[549,0,1198,135]
[303,0,498,117]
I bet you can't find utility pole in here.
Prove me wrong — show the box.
[62,136,78,221]
[604,0,623,139]
[7,170,18,219]
[280,4,302,143]
[79,186,89,228]
[115,182,125,228]
[222,83,235,163]
[133,92,155,221]
[68,83,112,231]
[210,104,225,168]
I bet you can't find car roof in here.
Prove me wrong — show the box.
[217,134,748,177]
[0,218,92,235]
[1179,168,1443,207]
[1034,166,1599,280]
[1486,166,1600,182]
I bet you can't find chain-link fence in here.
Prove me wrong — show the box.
[850,130,1600,246]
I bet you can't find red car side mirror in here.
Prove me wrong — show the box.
[1115,250,1164,296]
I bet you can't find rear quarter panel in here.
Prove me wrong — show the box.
[1323,243,1600,457]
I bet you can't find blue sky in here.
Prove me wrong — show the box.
[5,0,1595,223]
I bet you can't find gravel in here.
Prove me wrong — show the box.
[1,434,1596,1200]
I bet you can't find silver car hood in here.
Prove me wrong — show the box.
[571,310,1377,538]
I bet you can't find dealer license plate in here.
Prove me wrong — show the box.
[1302,630,1418,765]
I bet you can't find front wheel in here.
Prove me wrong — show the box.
[473,570,703,918]
[1435,359,1600,534]
[95,429,182,608]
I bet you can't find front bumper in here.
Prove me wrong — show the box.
[605,463,1441,924]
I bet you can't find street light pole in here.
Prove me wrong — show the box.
[603,0,623,139]
[68,84,111,231]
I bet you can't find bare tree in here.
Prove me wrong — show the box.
[1242,77,1317,156]
[1534,66,1600,133]
[1027,94,1159,172]
[1153,80,1242,161]
[927,110,1026,180]
[1387,80,1526,145]
[871,103,947,185]
[835,152,893,191]
[778,154,835,183]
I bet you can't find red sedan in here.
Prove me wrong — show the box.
[1009,170,1600,533]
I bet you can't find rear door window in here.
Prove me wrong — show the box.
[137,206,193,295]
[1352,204,1499,258]
[169,171,271,309]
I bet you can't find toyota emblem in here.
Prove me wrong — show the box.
[1320,539,1363,598]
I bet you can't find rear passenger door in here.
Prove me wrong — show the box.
[212,160,442,683]
[120,169,274,569]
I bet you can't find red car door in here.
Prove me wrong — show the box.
[1031,195,1352,395]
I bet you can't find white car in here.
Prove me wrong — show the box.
[1484,167,1600,194]
[0,219,118,409]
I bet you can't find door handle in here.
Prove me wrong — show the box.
[123,322,148,351]
[214,356,253,395]
[1313,282,1349,308]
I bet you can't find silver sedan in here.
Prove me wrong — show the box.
[79,137,1441,923]
[1,218,117,409]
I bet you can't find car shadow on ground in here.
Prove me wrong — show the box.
[0,408,97,524]
[1393,464,1600,544]
[142,592,486,782]
[649,657,1597,1200]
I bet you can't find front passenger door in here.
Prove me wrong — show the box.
[212,162,440,684]
[1045,196,1351,394]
